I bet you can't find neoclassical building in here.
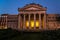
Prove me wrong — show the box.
[0,3,60,31]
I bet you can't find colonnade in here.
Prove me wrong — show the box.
[19,14,46,30]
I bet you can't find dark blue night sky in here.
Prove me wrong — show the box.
[0,0,60,14]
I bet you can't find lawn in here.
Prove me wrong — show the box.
[0,28,60,40]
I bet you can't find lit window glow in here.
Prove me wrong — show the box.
[36,21,39,27]
[30,20,34,27]
[26,21,29,27]
[26,20,39,28]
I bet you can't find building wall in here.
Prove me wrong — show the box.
[46,14,60,30]
[0,14,7,29]
[7,15,18,29]
[0,14,60,30]
[0,3,60,30]
[0,14,18,30]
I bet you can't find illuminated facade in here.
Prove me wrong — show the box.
[0,3,60,31]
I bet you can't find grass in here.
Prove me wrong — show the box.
[0,28,60,40]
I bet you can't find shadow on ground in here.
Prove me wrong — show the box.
[0,28,60,40]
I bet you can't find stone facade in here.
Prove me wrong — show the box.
[0,3,60,31]
[46,14,60,30]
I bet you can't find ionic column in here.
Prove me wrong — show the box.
[29,14,30,29]
[34,14,36,29]
[6,16,8,28]
[0,16,1,29]
[6,16,7,29]
[2,16,4,28]
[3,16,4,29]
[18,15,21,30]
[39,14,41,29]
[23,14,26,30]
[1,16,2,28]
[44,14,46,30]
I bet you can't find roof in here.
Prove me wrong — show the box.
[18,3,47,11]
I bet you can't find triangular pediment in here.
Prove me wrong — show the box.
[25,7,41,10]
[18,3,47,11]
